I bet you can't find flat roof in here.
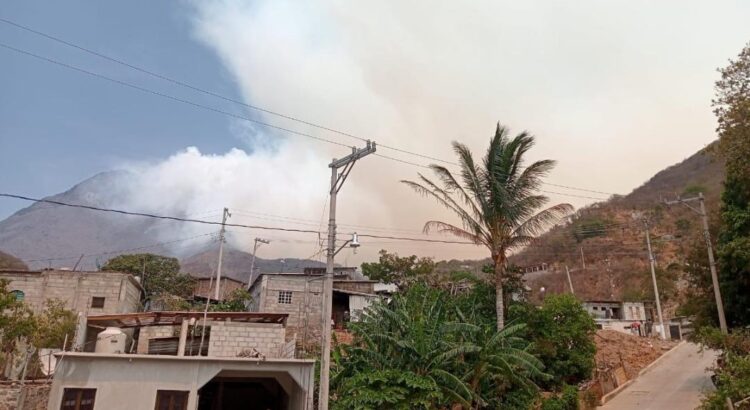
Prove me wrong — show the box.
[333,289,379,297]
[190,275,246,285]
[54,352,315,365]
[0,269,145,292]
[87,311,288,328]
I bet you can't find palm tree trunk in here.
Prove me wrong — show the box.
[493,254,505,330]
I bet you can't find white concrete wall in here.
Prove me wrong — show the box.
[48,354,315,410]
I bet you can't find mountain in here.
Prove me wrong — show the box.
[0,250,28,270]
[510,143,725,311]
[180,246,326,283]
[0,171,324,276]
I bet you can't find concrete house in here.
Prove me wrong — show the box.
[49,311,314,410]
[247,267,379,349]
[0,268,142,315]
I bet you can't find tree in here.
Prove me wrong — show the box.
[210,289,253,312]
[360,250,436,289]
[331,284,545,409]
[509,294,596,389]
[402,124,572,330]
[101,253,195,302]
[713,42,750,328]
[33,300,77,349]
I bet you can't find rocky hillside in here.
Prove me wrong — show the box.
[0,171,323,277]
[180,246,325,283]
[512,143,724,313]
[0,250,28,270]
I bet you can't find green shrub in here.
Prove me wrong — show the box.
[541,384,579,410]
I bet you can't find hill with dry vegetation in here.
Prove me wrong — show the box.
[511,142,724,315]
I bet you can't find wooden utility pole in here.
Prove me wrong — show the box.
[580,247,586,270]
[565,265,575,294]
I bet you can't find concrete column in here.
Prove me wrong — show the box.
[73,313,87,351]
[178,320,189,356]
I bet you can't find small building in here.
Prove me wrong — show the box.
[191,276,247,301]
[247,268,379,349]
[583,300,654,336]
[50,311,314,409]
[0,268,142,315]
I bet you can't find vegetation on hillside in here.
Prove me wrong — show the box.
[714,41,750,328]
[402,124,572,330]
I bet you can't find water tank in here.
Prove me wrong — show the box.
[95,327,127,354]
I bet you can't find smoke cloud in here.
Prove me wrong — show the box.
[114,0,749,263]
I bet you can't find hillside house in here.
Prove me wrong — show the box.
[0,268,142,315]
[191,275,246,301]
[247,267,379,349]
[50,311,314,409]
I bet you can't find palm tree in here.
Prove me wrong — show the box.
[402,124,573,330]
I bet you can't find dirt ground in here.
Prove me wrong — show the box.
[594,329,678,379]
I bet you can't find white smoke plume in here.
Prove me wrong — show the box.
[111,0,747,263]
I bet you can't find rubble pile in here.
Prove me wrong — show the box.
[594,329,678,378]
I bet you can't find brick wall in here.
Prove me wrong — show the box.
[207,321,286,358]
[0,381,50,410]
[0,270,142,315]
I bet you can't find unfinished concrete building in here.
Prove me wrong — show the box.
[50,311,314,410]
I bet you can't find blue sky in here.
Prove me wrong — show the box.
[0,1,246,219]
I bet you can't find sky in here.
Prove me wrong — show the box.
[1,1,749,264]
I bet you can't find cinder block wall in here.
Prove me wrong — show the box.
[0,270,142,315]
[207,322,286,358]
[251,276,324,345]
[136,326,177,354]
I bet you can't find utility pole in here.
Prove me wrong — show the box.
[247,238,270,289]
[665,193,728,334]
[565,265,575,294]
[319,141,376,410]
[644,221,666,340]
[606,258,614,300]
[580,247,586,270]
[215,207,231,301]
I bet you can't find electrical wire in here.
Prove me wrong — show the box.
[0,193,478,245]
[0,21,617,198]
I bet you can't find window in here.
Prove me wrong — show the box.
[91,297,105,309]
[155,390,189,410]
[10,290,24,302]
[61,388,96,410]
[278,290,292,304]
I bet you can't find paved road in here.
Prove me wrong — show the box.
[600,342,718,410]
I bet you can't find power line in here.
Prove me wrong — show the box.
[0,19,616,198]
[0,193,478,245]
[0,41,352,150]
